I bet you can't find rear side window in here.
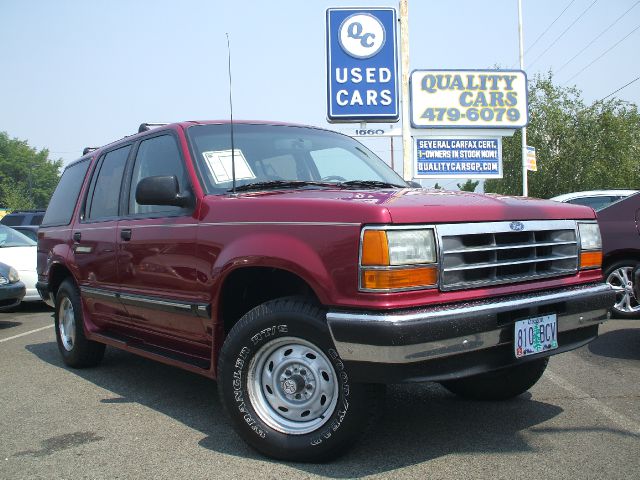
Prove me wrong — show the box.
[41,159,91,226]
[1,215,24,226]
[30,214,44,225]
[86,146,131,221]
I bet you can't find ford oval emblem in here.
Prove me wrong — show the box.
[510,221,525,232]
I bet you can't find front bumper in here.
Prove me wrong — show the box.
[326,283,614,383]
[0,281,26,310]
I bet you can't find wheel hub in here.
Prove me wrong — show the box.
[247,337,338,435]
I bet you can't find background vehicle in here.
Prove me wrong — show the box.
[9,225,38,242]
[0,225,39,304]
[0,261,25,311]
[37,121,613,462]
[0,210,45,242]
[551,190,638,211]
[597,192,640,318]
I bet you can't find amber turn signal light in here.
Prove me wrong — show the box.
[361,230,390,266]
[362,266,438,290]
[580,250,602,269]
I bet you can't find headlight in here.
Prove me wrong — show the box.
[8,267,19,283]
[387,230,437,265]
[578,222,602,250]
[360,227,438,291]
[577,222,602,270]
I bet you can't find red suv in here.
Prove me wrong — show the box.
[37,121,614,461]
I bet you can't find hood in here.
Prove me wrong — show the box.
[0,246,36,272]
[203,188,596,225]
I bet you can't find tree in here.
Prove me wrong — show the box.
[485,73,640,198]
[457,179,479,192]
[433,182,443,189]
[0,132,62,210]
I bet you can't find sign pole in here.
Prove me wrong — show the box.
[399,0,412,181]
[518,0,528,196]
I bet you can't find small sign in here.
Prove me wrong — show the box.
[526,145,537,171]
[414,138,502,179]
[410,69,528,128]
[326,7,399,122]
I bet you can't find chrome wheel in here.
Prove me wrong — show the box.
[606,266,640,314]
[247,337,338,435]
[58,297,76,351]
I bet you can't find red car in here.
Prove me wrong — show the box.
[597,192,640,318]
[37,121,614,461]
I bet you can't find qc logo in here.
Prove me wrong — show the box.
[338,13,386,59]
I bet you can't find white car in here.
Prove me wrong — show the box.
[550,190,638,211]
[0,225,39,303]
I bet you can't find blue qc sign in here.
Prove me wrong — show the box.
[326,7,399,122]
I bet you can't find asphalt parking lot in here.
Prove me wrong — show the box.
[1,303,639,479]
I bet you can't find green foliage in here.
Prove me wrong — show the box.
[0,132,62,210]
[433,182,443,189]
[457,179,480,192]
[485,73,640,198]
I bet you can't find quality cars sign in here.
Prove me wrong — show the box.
[410,70,528,128]
[326,7,399,122]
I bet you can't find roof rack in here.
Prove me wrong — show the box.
[138,122,170,133]
[82,147,99,155]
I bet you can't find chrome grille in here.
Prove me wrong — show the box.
[437,220,578,291]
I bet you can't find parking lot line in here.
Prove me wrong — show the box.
[0,325,54,344]
[546,369,640,435]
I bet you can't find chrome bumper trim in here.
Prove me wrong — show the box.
[326,283,613,364]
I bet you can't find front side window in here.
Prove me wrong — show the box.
[187,124,405,194]
[41,158,91,226]
[128,135,189,215]
[86,145,130,221]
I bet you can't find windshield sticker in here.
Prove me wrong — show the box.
[202,150,256,183]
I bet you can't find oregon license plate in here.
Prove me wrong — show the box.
[514,314,558,358]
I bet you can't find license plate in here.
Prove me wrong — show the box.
[514,314,558,358]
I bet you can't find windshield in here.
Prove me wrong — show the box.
[0,225,36,247]
[186,124,406,193]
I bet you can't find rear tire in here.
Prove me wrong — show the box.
[217,297,384,462]
[440,358,549,401]
[54,279,105,368]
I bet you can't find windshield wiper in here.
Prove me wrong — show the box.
[337,180,406,189]
[230,180,336,192]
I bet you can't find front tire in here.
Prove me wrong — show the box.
[440,358,549,401]
[217,297,384,462]
[54,279,105,368]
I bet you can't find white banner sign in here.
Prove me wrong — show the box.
[410,70,528,129]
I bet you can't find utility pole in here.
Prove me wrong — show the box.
[518,0,528,196]
[399,0,412,181]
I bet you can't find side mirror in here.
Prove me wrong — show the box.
[135,175,193,208]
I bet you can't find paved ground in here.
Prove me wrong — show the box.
[1,303,639,479]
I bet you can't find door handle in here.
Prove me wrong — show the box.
[73,232,81,242]
[120,229,132,241]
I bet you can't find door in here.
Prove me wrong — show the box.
[73,144,132,328]
[116,133,209,348]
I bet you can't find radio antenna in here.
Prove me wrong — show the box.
[226,33,236,194]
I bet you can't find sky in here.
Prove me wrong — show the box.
[1,0,639,189]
